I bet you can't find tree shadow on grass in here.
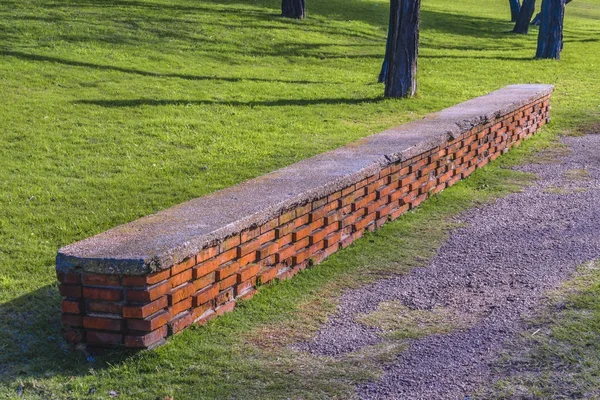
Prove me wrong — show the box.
[0,50,327,85]
[74,97,386,108]
[0,285,131,388]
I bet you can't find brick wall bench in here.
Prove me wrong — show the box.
[56,84,553,349]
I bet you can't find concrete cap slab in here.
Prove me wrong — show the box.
[56,84,553,275]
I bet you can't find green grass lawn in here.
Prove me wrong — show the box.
[1,0,599,398]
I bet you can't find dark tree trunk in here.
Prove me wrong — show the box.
[378,22,392,82]
[536,0,565,59]
[282,0,305,19]
[513,0,536,33]
[509,0,521,22]
[383,0,421,98]
[532,0,570,25]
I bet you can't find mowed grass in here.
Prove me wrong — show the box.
[0,0,599,398]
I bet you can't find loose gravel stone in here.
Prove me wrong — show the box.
[297,133,600,399]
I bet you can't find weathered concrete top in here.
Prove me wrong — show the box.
[57,84,553,275]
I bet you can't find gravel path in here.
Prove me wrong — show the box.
[297,133,600,399]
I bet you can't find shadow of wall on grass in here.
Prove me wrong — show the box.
[0,50,328,85]
[0,284,134,388]
[73,97,386,108]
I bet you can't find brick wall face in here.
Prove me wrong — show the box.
[57,95,551,349]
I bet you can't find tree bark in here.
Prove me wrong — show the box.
[509,0,521,22]
[281,0,305,19]
[532,0,570,25]
[536,0,565,59]
[384,0,421,98]
[378,22,392,82]
[513,0,536,33]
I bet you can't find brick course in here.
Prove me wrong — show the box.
[56,87,552,348]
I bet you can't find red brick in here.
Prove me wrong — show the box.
[276,245,296,263]
[168,282,195,305]
[237,238,261,257]
[240,226,260,243]
[122,269,170,287]
[324,210,342,225]
[171,256,196,276]
[257,229,276,245]
[215,288,234,306]
[238,251,256,267]
[260,218,279,234]
[168,311,194,335]
[294,237,310,252]
[279,209,296,224]
[309,228,328,245]
[192,300,214,320]
[312,197,328,209]
[196,246,219,264]
[218,248,238,264]
[236,264,260,283]
[87,331,122,346]
[123,296,168,319]
[88,301,123,315]
[192,258,220,279]
[296,203,312,216]
[169,269,193,288]
[220,234,241,252]
[83,315,123,331]
[276,222,295,238]
[82,274,120,287]
[215,261,240,280]
[192,284,219,306]
[293,249,309,264]
[324,231,342,248]
[292,225,312,241]
[193,271,216,291]
[278,233,292,248]
[127,310,170,332]
[57,271,81,285]
[124,325,167,348]
[256,242,278,260]
[257,266,278,284]
[59,284,82,298]
[294,213,310,228]
[61,299,84,314]
[83,287,123,302]
[218,274,238,291]
[168,296,192,317]
[126,280,171,303]
[235,277,257,296]
[328,191,342,202]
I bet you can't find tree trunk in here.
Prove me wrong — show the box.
[384,0,421,98]
[513,0,536,33]
[536,0,565,59]
[509,0,521,22]
[532,0,570,25]
[378,23,392,82]
[281,0,305,19]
